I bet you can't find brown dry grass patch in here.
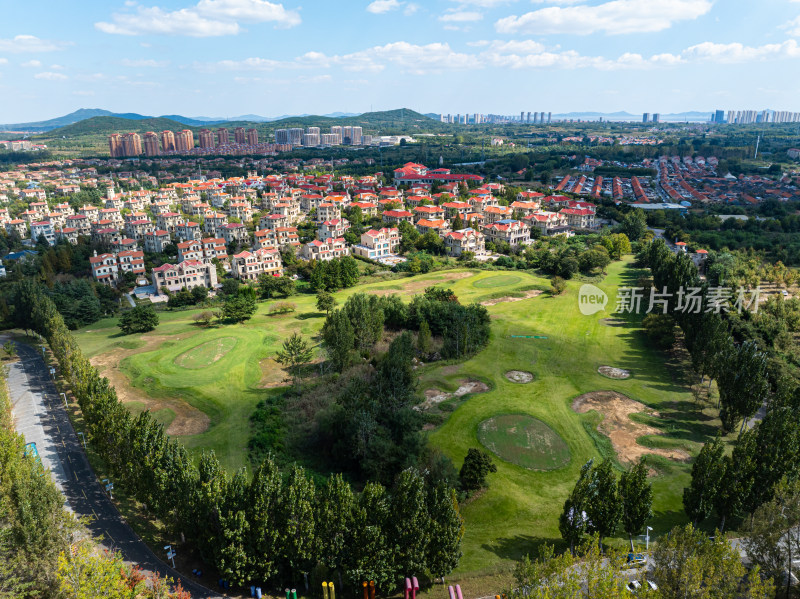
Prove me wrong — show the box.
[572,391,689,464]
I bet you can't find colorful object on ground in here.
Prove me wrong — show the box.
[456,585,464,599]
[448,586,456,599]
[404,578,412,599]
[510,335,548,339]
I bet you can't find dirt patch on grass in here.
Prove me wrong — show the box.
[572,391,689,464]
[505,370,534,383]
[598,366,631,379]
[480,289,543,306]
[370,271,474,296]
[421,378,489,410]
[90,334,210,436]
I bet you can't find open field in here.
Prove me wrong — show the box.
[74,261,723,585]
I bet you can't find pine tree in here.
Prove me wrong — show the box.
[322,308,355,372]
[559,460,593,556]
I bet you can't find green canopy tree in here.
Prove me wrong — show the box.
[683,435,726,526]
[425,483,464,581]
[586,459,622,547]
[275,332,314,389]
[118,305,159,334]
[321,308,355,372]
[619,457,653,551]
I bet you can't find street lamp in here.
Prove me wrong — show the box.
[644,526,653,551]
[60,392,67,409]
[164,545,176,568]
[77,432,86,449]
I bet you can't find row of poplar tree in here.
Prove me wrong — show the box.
[639,239,800,531]
[11,280,465,591]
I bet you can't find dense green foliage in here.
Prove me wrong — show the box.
[117,305,159,334]
[11,281,464,590]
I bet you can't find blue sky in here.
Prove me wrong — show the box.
[2,0,800,121]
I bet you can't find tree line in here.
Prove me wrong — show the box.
[638,239,800,535]
[10,280,464,592]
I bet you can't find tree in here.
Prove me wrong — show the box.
[246,457,282,582]
[118,305,159,335]
[559,460,593,556]
[717,340,769,433]
[315,473,355,573]
[2,340,16,358]
[417,319,432,356]
[458,448,497,493]
[642,313,676,349]
[619,458,653,551]
[683,435,725,525]
[276,465,316,580]
[342,293,384,355]
[551,276,566,295]
[743,478,800,598]
[316,290,336,315]
[586,459,622,547]
[390,469,430,578]
[651,524,773,599]
[190,285,208,304]
[275,332,313,388]
[620,209,647,241]
[425,483,464,581]
[602,233,632,260]
[321,308,355,372]
[194,311,213,327]
[222,289,257,323]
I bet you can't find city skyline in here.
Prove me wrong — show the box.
[3,0,800,122]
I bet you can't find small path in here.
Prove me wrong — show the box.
[5,337,220,599]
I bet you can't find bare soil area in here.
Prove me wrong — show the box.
[480,289,543,306]
[421,378,489,410]
[505,370,534,383]
[572,391,689,464]
[598,366,631,379]
[91,334,210,436]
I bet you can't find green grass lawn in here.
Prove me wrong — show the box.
[73,262,720,585]
[478,414,571,471]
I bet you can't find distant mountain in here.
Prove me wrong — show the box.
[1,108,370,133]
[37,108,439,141]
[0,108,151,132]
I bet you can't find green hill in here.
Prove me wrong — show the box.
[39,116,191,138]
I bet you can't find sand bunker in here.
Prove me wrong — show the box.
[598,366,630,379]
[480,289,543,306]
[370,272,474,296]
[91,335,210,436]
[505,370,534,383]
[421,378,489,410]
[572,391,689,464]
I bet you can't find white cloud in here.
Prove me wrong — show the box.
[121,58,169,67]
[49,64,65,70]
[403,3,419,15]
[73,90,96,96]
[440,10,483,22]
[34,71,67,80]
[496,0,712,35]
[367,0,402,13]
[21,59,42,68]
[0,35,66,53]
[0,58,7,65]
[96,0,300,36]
[784,15,800,37]
[451,0,514,6]
[682,39,800,63]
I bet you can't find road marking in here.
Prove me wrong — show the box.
[82,489,87,499]
[74,471,78,482]
[91,509,98,520]
[104,531,115,544]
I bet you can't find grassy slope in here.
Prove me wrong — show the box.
[74,263,715,580]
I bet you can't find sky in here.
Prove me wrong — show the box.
[2,0,800,122]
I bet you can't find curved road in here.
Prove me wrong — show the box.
[7,338,220,599]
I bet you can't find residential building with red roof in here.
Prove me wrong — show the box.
[559,208,596,229]
[89,251,119,285]
[443,228,485,257]
[382,210,414,225]
[416,219,451,236]
[152,260,218,293]
[230,248,283,281]
[318,218,350,240]
[483,220,530,247]
[117,250,145,276]
[143,230,170,253]
[218,222,249,246]
[413,205,445,223]
[300,237,349,261]
[352,227,400,260]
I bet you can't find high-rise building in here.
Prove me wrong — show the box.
[642,113,650,123]
[160,130,176,153]
[199,129,215,149]
[351,126,363,145]
[217,128,229,146]
[547,112,552,123]
[652,114,660,123]
[246,128,258,146]
[289,128,303,145]
[143,131,160,156]
[175,129,194,152]
[108,134,123,157]
[342,126,353,144]
[234,127,246,145]
[121,133,142,157]
[540,111,546,123]
[526,111,531,123]
[330,125,342,144]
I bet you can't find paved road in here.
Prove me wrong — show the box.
[6,338,220,599]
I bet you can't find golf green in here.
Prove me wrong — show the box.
[472,275,522,288]
[478,414,571,470]
[174,337,238,369]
